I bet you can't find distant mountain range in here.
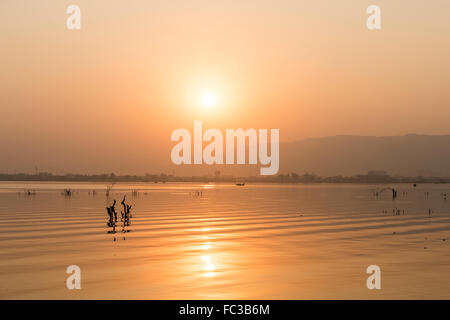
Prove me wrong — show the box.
[280,134,450,177]
[2,134,450,178]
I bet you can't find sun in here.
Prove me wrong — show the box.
[202,93,217,109]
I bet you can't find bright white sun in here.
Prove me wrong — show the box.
[202,93,216,108]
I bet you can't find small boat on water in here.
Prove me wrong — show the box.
[235,182,245,186]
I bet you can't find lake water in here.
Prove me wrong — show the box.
[0,182,449,299]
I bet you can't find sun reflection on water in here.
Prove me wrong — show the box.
[200,229,216,277]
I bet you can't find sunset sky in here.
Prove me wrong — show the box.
[1,0,449,174]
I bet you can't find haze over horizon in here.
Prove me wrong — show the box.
[2,133,450,177]
[1,1,450,174]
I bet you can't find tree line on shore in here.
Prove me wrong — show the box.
[1,170,450,184]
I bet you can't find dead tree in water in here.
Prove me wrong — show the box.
[120,196,133,226]
[106,182,116,197]
[106,206,114,227]
[391,188,398,200]
[121,196,126,221]
[24,189,36,196]
[105,200,120,234]
[110,199,118,222]
[105,196,134,239]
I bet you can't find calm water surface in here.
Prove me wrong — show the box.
[0,182,450,299]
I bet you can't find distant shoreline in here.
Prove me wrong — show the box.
[1,172,450,184]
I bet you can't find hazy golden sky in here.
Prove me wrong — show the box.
[1,0,449,174]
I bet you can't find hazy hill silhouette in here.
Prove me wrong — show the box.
[280,134,450,177]
[2,134,450,178]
